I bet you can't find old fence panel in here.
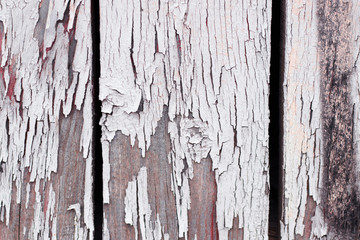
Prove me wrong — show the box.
[3,0,360,239]
[99,0,272,239]
[0,1,93,239]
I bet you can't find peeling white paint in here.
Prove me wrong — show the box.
[102,140,111,204]
[310,205,328,238]
[29,179,57,240]
[103,214,110,240]
[31,179,44,239]
[281,0,325,239]
[44,184,56,240]
[0,0,93,238]
[26,182,30,209]
[84,148,94,238]
[124,167,170,240]
[100,0,271,238]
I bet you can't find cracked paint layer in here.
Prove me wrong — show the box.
[282,0,360,239]
[281,1,324,239]
[0,0,93,238]
[100,0,271,238]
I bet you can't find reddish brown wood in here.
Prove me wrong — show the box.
[103,113,179,239]
[188,158,218,240]
[2,110,88,239]
[0,183,19,240]
[228,217,244,240]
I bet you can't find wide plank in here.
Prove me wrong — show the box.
[100,0,272,239]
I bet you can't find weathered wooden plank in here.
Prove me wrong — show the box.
[281,0,360,238]
[0,0,93,238]
[100,0,272,239]
[281,1,322,238]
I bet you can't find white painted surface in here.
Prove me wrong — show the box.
[100,0,272,238]
[0,0,93,238]
[68,203,90,240]
[281,1,324,239]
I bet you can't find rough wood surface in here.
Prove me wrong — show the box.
[8,1,360,239]
[281,0,360,239]
[100,0,271,239]
[0,0,93,239]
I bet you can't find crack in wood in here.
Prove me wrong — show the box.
[91,0,103,239]
[269,0,285,239]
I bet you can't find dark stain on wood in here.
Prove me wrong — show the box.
[318,0,360,237]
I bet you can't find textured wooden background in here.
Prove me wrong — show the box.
[1,0,360,239]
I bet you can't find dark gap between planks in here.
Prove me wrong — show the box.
[269,0,285,239]
[91,0,103,239]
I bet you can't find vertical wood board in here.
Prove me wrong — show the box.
[100,0,272,239]
[282,0,360,239]
[0,0,93,238]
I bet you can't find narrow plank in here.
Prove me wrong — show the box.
[100,0,272,238]
[0,0,93,238]
[281,1,322,238]
[282,0,360,238]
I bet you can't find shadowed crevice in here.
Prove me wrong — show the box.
[91,0,103,239]
[269,0,285,239]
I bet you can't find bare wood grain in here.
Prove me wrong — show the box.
[188,157,218,240]
[103,112,179,239]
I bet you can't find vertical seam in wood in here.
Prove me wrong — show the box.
[269,0,285,239]
[91,0,103,239]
